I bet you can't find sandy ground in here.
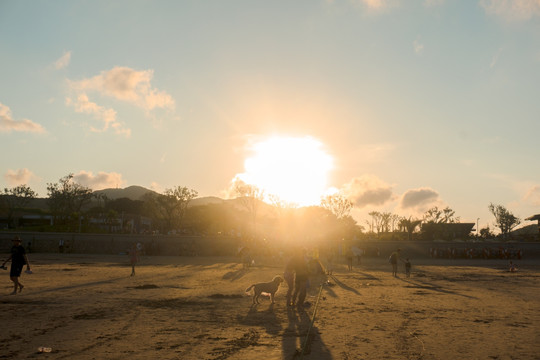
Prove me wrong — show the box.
[0,253,539,360]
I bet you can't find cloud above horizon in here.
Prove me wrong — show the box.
[65,94,131,137]
[360,0,385,8]
[524,185,540,206]
[480,0,540,21]
[66,66,175,136]
[4,168,39,187]
[342,175,394,208]
[73,171,126,190]
[54,51,71,70]
[0,103,46,134]
[414,39,424,54]
[399,187,440,210]
[68,66,175,111]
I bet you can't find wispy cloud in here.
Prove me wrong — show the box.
[73,171,126,190]
[4,168,39,186]
[66,66,175,136]
[54,51,71,70]
[338,0,396,12]
[342,175,394,208]
[150,181,163,193]
[424,0,445,6]
[413,39,424,54]
[480,0,540,21]
[0,103,46,134]
[65,94,131,137]
[69,66,175,112]
[490,47,503,68]
[160,153,167,163]
[524,185,540,206]
[361,0,385,8]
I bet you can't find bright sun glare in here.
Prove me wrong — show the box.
[238,136,334,206]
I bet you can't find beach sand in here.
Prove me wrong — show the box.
[0,254,538,359]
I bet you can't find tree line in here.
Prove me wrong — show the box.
[0,174,524,241]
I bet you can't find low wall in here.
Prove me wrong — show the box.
[1,232,539,258]
[0,232,241,257]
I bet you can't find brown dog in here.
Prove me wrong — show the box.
[245,275,284,304]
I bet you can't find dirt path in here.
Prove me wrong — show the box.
[0,254,538,359]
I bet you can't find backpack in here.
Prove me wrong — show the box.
[389,253,396,263]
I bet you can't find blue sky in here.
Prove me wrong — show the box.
[1,0,539,231]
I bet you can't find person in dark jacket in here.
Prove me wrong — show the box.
[2,236,31,295]
[290,249,309,308]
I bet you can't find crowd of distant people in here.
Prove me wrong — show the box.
[429,247,522,260]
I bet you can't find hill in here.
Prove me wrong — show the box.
[94,186,156,201]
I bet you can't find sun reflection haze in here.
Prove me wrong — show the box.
[237,136,333,206]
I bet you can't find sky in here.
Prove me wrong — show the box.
[1,0,539,231]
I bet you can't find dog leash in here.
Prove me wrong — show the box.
[299,282,324,359]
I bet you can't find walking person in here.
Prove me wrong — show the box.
[128,244,139,276]
[2,236,31,295]
[284,254,295,307]
[291,249,309,309]
[345,247,354,272]
[389,248,401,277]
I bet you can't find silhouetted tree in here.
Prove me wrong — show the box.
[47,174,93,227]
[421,206,460,240]
[233,180,264,238]
[423,206,460,223]
[399,217,422,241]
[479,226,494,239]
[320,193,353,220]
[488,203,520,237]
[145,186,198,233]
[0,185,38,228]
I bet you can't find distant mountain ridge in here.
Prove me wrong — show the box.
[94,186,225,207]
[94,186,157,200]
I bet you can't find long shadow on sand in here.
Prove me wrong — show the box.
[28,276,127,295]
[328,274,360,295]
[351,271,380,281]
[222,268,249,281]
[239,303,283,335]
[400,277,477,299]
[284,306,333,359]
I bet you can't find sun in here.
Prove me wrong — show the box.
[237,136,334,206]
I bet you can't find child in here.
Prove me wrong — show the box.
[128,244,139,276]
[404,258,411,278]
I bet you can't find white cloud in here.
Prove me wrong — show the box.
[0,103,46,134]
[66,66,175,136]
[65,94,131,137]
[480,0,540,21]
[72,171,126,190]
[523,185,540,206]
[361,0,385,8]
[399,187,440,209]
[413,40,424,54]
[160,153,167,163]
[69,66,175,112]
[343,0,397,12]
[150,182,163,193]
[54,51,71,70]
[342,175,394,208]
[424,0,445,6]
[490,47,503,68]
[4,168,38,186]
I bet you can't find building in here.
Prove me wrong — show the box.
[525,214,540,235]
